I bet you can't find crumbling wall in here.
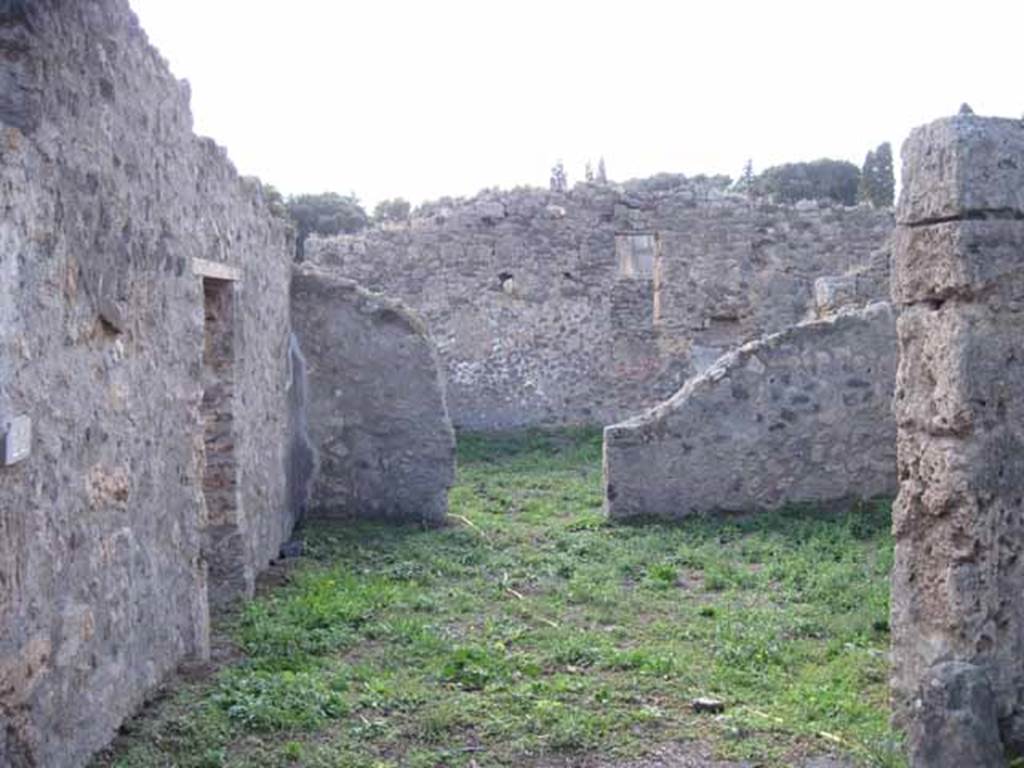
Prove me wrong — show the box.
[603,302,897,519]
[813,243,892,317]
[0,2,296,765]
[890,115,1024,763]
[291,266,455,524]
[308,188,891,429]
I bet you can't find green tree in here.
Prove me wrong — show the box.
[874,142,894,207]
[262,184,288,218]
[858,148,876,205]
[287,192,368,260]
[597,157,607,183]
[731,159,755,196]
[753,159,861,206]
[373,197,411,223]
[859,142,894,208]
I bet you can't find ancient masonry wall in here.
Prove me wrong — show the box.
[890,115,1024,764]
[291,266,456,524]
[308,187,892,430]
[0,3,301,766]
[603,301,898,519]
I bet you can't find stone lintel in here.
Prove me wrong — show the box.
[191,258,241,282]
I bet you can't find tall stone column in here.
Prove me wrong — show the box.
[891,114,1024,765]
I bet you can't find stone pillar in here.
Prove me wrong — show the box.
[891,115,1024,765]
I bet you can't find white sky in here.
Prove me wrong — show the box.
[128,0,1022,208]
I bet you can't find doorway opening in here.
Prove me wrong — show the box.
[200,276,247,607]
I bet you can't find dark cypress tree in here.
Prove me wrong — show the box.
[873,142,894,207]
[859,149,876,204]
[859,143,894,208]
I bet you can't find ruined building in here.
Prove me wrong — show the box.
[309,186,892,429]
[6,2,1024,768]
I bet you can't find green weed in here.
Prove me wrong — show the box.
[93,428,903,768]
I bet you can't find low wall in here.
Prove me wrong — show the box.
[603,302,897,519]
[290,266,455,524]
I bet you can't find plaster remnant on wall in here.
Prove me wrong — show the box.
[290,265,456,525]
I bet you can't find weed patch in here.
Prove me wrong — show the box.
[93,428,903,768]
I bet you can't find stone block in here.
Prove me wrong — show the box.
[907,662,1005,768]
[898,116,1024,225]
[895,304,1024,436]
[814,275,859,315]
[892,220,1024,305]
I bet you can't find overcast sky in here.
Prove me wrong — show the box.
[128,0,1022,208]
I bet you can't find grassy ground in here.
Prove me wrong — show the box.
[93,428,903,768]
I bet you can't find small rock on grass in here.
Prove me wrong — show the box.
[692,697,726,714]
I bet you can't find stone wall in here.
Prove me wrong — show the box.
[890,115,1024,763]
[307,185,892,430]
[291,266,455,524]
[603,301,898,519]
[813,243,892,317]
[0,3,298,765]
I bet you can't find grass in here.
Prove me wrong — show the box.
[93,428,903,767]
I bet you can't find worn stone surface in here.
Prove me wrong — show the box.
[891,114,1024,762]
[893,220,1024,305]
[603,302,897,519]
[308,187,891,429]
[291,265,456,524]
[908,662,1005,768]
[897,116,1024,224]
[0,2,297,765]
[814,243,892,317]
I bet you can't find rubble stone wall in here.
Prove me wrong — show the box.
[0,2,298,765]
[308,187,892,429]
[603,302,898,519]
[291,266,456,525]
[890,115,1024,762]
